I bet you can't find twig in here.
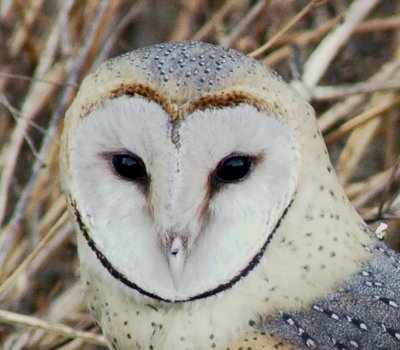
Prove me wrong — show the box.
[311,79,400,100]
[346,168,392,200]
[355,15,400,33]
[191,0,240,41]
[0,65,64,229]
[249,0,322,58]
[0,0,15,19]
[302,0,380,87]
[0,72,76,87]
[336,90,398,186]
[377,156,400,219]
[9,0,46,55]
[0,93,57,137]
[265,15,400,48]
[0,94,41,157]
[94,0,146,67]
[0,0,75,227]
[0,0,112,273]
[34,0,76,78]
[263,15,341,66]
[318,57,400,132]
[325,97,399,144]
[0,211,68,294]
[0,309,106,346]
[169,1,202,41]
[221,0,269,47]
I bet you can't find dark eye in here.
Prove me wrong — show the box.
[215,155,253,183]
[112,153,147,182]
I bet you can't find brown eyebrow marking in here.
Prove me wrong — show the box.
[185,91,266,115]
[110,83,178,119]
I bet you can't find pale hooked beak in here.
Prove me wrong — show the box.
[167,236,186,288]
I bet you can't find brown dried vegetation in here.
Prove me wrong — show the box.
[0,0,399,349]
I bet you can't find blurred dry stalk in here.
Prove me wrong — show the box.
[0,0,399,349]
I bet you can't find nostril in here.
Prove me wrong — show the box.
[169,235,185,258]
[167,236,187,286]
[171,248,179,256]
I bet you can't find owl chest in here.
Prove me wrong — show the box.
[83,276,169,349]
[82,274,248,350]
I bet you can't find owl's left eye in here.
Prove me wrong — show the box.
[111,153,147,182]
[214,155,254,183]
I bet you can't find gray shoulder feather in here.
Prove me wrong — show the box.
[265,241,400,349]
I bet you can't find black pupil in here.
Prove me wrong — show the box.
[112,154,146,181]
[215,155,253,183]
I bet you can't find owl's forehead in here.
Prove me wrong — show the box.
[68,41,313,134]
[107,41,266,97]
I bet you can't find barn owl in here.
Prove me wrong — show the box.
[60,41,400,349]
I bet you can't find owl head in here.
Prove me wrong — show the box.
[60,41,372,306]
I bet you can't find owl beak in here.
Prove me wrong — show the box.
[167,236,186,288]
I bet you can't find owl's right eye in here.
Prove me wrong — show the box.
[214,155,254,183]
[111,153,147,182]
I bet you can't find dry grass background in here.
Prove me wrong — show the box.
[0,0,399,349]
